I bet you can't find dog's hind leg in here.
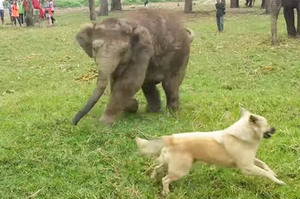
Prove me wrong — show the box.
[241,165,285,185]
[151,161,164,179]
[161,153,193,196]
[254,158,277,177]
[151,148,168,179]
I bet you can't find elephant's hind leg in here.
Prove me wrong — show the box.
[142,83,161,112]
[124,98,139,113]
[162,55,189,111]
[284,7,297,37]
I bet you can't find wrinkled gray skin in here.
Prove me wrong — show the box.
[72,9,194,125]
[271,0,300,44]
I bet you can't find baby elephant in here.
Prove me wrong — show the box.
[72,9,194,125]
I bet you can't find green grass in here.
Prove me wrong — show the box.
[1,5,300,199]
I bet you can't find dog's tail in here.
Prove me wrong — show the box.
[135,137,164,156]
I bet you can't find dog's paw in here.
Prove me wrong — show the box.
[161,189,169,196]
[270,170,277,177]
[275,179,286,185]
[150,171,157,179]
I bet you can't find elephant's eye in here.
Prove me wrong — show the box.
[93,39,104,49]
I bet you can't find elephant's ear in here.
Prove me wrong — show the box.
[130,24,153,54]
[76,23,95,58]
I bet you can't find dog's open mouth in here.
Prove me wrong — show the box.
[263,127,276,139]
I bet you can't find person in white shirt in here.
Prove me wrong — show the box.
[0,0,5,25]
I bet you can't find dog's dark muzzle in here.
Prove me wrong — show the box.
[263,127,276,139]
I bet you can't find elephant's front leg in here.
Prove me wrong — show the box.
[142,83,161,112]
[110,79,139,113]
[100,64,148,125]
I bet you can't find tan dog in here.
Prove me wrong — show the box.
[136,109,285,196]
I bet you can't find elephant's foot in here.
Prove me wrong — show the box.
[124,99,139,113]
[146,104,161,113]
[167,101,180,112]
[295,34,300,40]
[99,114,116,125]
[288,33,296,38]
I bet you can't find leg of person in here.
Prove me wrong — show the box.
[20,13,23,24]
[216,16,221,32]
[219,15,224,32]
[0,10,4,25]
[51,11,55,24]
[16,17,21,26]
[249,0,253,7]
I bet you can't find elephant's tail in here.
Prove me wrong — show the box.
[135,137,164,156]
[186,28,194,43]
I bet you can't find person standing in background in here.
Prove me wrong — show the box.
[18,0,23,24]
[0,0,4,25]
[49,0,55,24]
[215,0,225,33]
[11,0,21,26]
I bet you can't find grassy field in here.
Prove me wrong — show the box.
[0,3,300,199]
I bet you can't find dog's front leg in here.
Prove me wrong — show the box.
[254,158,277,177]
[241,165,285,185]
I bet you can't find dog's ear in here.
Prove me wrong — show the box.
[249,114,258,124]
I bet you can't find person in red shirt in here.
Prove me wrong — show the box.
[11,0,21,26]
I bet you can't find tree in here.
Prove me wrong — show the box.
[184,0,193,13]
[111,0,122,11]
[261,0,266,8]
[25,0,34,26]
[230,0,239,8]
[99,0,108,16]
[89,0,96,20]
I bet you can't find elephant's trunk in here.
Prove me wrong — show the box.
[72,57,118,125]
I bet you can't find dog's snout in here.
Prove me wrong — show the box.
[269,127,276,134]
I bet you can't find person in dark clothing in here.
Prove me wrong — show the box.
[245,0,253,7]
[215,0,225,33]
[144,0,148,7]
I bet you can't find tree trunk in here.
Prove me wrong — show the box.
[261,0,265,8]
[184,0,193,13]
[230,0,239,8]
[99,0,108,16]
[25,0,34,26]
[89,0,96,20]
[111,0,122,11]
